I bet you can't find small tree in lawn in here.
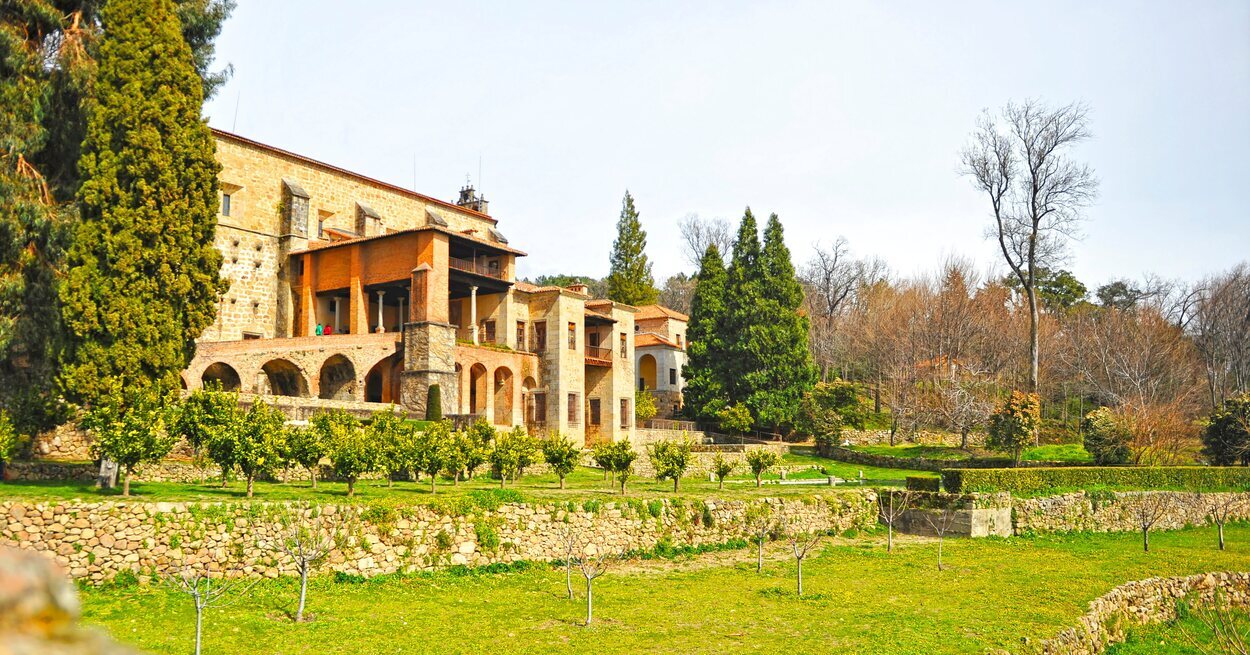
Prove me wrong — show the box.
[165,560,257,655]
[602,440,637,494]
[275,502,350,623]
[926,507,959,571]
[468,416,497,447]
[416,420,453,493]
[986,391,1040,467]
[285,425,325,489]
[234,400,288,498]
[711,452,736,490]
[647,437,693,492]
[315,410,374,497]
[573,539,613,626]
[489,427,539,488]
[592,442,615,482]
[718,402,753,440]
[745,449,780,488]
[425,384,443,421]
[542,433,581,489]
[877,489,914,553]
[1195,491,1244,551]
[1129,492,1173,553]
[635,386,658,425]
[82,388,176,497]
[457,430,487,481]
[783,517,824,597]
[560,521,579,600]
[442,429,474,485]
[172,386,239,483]
[368,408,409,487]
[744,503,775,573]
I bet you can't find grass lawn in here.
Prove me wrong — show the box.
[0,454,933,506]
[1106,610,1243,654]
[78,525,1250,655]
[849,443,1093,464]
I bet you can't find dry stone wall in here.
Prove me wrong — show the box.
[842,429,986,448]
[1033,571,1250,655]
[1014,490,1250,534]
[1,492,877,585]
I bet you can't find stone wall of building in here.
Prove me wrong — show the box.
[1035,572,1250,655]
[0,492,878,585]
[1013,490,1250,534]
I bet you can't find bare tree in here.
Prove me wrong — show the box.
[744,503,775,573]
[574,541,612,626]
[783,518,824,597]
[931,381,994,449]
[677,214,732,271]
[1129,492,1174,553]
[1196,491,1244,551]
[1190,265,1250,408]
[962,99,1099,392]
[657,273,696,314]
[560,522,579,600]
[925,508,959,571]
[165,563,258,655]
[877,490,913,553]
[274,503,346,622]
[1179,591,1250,655]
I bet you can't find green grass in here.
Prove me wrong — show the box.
[0,455,933,506]
[78,525,1250,655]
[848,443,1093,463]
[1107,608,1246,654]
[1020,444,1093,463]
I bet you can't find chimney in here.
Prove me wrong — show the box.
[568,283,589,296]
[456,184,489,214]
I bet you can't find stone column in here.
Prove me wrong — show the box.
[333,297,342,333]
[375,290,385,333]
[469,285,479,345]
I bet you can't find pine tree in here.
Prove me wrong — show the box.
[682,244,728,419]
[721,208,765,408]
[59,0,225,407]
[748,214,817,428]
[606,191,658,306]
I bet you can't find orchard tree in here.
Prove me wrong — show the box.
[274,502,350,623]
[489,427,539,488]
[314,410,374,497]
[541,434,581,489]
[718,403,753,439]
[172,386,239,482]
[784,519,824,597]
[455,430,487,481]
[744,503,775,573]
[745,449,780,488]
[416,420,453,493]
[82,388,176,496]
[234,401,288,498]
[368,409,409,487]
[605,191,658,306]
[710,452,736,490]
[683,244,729,419]
[877,490,914,554]
[59,0,227,409]
[647,438,693,492]
[987,391,1041,466]
[284,425,325,489]
[962,99,1099,392]
[599,440,637,494]
[635,387,658,424]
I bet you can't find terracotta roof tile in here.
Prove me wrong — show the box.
[635,304,689,322]
[635,333,680,349]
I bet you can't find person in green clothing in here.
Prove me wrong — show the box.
[315,323,324,336]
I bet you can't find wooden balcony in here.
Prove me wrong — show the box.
[449,257,505,280]
[584,345,613,367]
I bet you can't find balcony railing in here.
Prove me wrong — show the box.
[449,257,504,280]
[584,345,613,366]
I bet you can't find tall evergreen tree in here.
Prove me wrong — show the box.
[682,244,728,419]
[721,208,765,409]
[606,191,658,306]
[0,0,232,431]
[59,0,225,408]
[748,213,817,427]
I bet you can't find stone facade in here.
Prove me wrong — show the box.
[633,305,687,420]
[1035,572,1250,655]
[1013,490,1250,534]
[1,493,878,585]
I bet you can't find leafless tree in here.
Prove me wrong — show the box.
[1129,492,1174,553]
[560,522,579,600]
[658,273,695,314]
[744,504,775,573]
[962,99,1099,392]
[931,381,994,449]
[165,563,258,655]
[1195,491,1244,551]
[783,518,824,597]
[1178,591,1250,655]
[925,508,959,571]
[678,213,733,271]
[877,490,913,553]
[573,540,613,626]
[1189,264,1250,408]
[274,503,347,622]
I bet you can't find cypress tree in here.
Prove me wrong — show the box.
[606,191,658,306]
[721,208,765,410]
[748,213,817,428]
[426,384,443,421]
[682,244,728,419]
[59,0,225,407]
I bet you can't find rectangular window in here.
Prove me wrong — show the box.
[677,334,683,348]
[589,399,601,426]
[533,392,547,423]
[483,319,496,343]
[242,331,261,340]
[669,368,677,386]
[221,193,232,217]
[567,322,576,350]
[567,393,579,424]
[317,217,325,238]
[588,331,600,348]
[516,321,526,350]
[620,399,630,428]
[619,333,627,358]
[534,323,547,352]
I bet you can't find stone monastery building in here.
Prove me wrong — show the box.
[185,130,684,446]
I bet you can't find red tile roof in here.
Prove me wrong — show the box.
[635,304,689,322]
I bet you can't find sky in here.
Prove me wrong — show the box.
[203,1,1250,289]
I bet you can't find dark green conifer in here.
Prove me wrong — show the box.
[682,244,728,419]
[606,191,658,306]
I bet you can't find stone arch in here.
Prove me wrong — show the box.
[493,367,514,426]
[639,354,657,391]
[468,363,489,416]
[364,354,403,404]
[201,362,241,392]
[318,354,358,400]
[261,359,309,397]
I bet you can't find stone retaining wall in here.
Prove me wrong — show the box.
[824,446,1078,473]
[1014,490,1250,534]
[1,492,878,585]
[1034,571,1250,655]
[842,429,985,448]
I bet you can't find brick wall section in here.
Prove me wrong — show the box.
[1,493,878,585]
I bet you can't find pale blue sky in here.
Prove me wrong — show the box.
[205,1,1250,287]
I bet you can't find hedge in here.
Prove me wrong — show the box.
[942,466,1250,495]
[905,476,940,492]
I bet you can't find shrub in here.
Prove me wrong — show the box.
[905,476,940,492]
[284,425,325,488]
[635,386,658,423]
[425,385,443,421]
[1082,407,1133,466]
[941,466,1250,495]
[1202,394,1250,466]
[647,437,693,492]
[796,380,866,439]
[0,410,29,465]
[986,391,1040,466]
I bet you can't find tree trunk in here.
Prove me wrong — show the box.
[246,474,254,498]
[887,524,894,553]
[431,475,437,494]
[620,478,627,494]
[960,429,969,450]
[1142,526,1150,553]
[796,557,803,597]
[1026,284,1040,393]
[221,471,229,488]
[500,475,506,489]
[387,475,394,488]
[310,467,318,490]
[297,562,309,622]
[194,606,204,655]
[757,536,764,573]
[584,577,594,625]
[719,478,724,490]
[347,478,356,497]
[122,469,131,497]
[1219,522,1226,551]
[453,471,460,486]
[673,478,679,492]
[559,476,566,490]
[565,560,573,600]
[937,537,945,571]
[755,473,762,488]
